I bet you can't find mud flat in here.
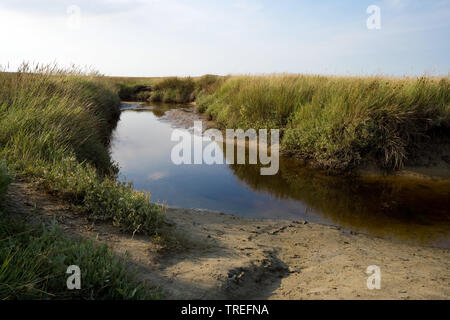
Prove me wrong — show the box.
[6,182,449,300]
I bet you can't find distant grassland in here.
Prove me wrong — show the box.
[195,75,450,172]
[0,65,164,299]
[113,75,225,104]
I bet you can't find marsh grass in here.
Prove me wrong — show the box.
[0,64,165,299]
[0,64,164,233]
[197,75,450,172]
[114,75,224,104]
[0,213,161,300]
[147,75,223,104]
[118,83,153,102]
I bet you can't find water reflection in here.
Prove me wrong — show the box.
[230,161,450,247]
[111,103,450,248]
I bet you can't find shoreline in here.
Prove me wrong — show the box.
[5,181,449,300]
[117,102,450,248]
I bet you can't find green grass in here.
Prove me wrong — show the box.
[114,74,224,104]
[0,214,161,300]
[114,75,222,104]
[0,64,165,299]
[0,161,12,201]
[0,64,164,233]
[197,75,450,172]
[118,83,153,102]
[149,77,198,104]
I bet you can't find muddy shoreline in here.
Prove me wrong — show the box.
[5,181,449,300]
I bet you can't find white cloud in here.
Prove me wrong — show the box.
[0,0,448,76]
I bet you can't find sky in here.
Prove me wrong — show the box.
[0,0,449,77]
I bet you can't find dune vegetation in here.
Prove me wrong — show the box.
[0,64,164,299]
[196,75,450,172]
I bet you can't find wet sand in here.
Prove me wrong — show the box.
[5,181,450,300]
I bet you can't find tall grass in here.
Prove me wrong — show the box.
[144,75,223,104]
[0,64,164,233]
[150,77,196,104]
[118,83,153,102]
[197,75,450,172]
[0,64,165,299]
[114,75,224,104]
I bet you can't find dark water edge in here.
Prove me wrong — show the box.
[111,103,450,248]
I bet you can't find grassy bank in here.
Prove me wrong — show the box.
[197,75,450,172]
[0,65,164,299]
[0,161,158,299]
[116,75,224,104]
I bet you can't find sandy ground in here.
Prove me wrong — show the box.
[5,182,449,300]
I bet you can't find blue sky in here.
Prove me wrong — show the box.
[0,0,449,76]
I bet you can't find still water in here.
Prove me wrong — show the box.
[111,103,450,248]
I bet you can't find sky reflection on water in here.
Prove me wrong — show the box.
[111,104,450,248]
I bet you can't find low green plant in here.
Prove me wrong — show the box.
[0,214,161,300]
[33,157,164,234]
